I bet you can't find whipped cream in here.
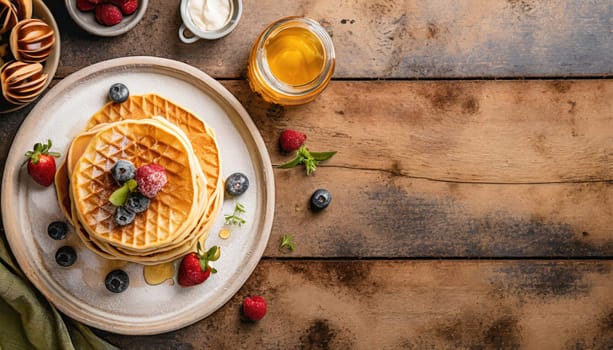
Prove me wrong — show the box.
[188,0,232,32]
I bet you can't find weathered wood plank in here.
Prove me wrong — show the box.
[226,80,613,184]
[0,106,31,173]
[97,260,613,350]
[264,168,613,258]
[218,79,613,258]
[46,0,613,79]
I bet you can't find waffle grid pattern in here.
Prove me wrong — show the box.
[86,94,221,200]
[72,122,196,249]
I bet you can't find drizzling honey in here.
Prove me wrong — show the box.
[264,26,325,86]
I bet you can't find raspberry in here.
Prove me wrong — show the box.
[76,0,95,12]
[110,0,138,15]
[279,129,307,153]
[135,164,168,198]
[242,295,267,321]
[95,4,123,26]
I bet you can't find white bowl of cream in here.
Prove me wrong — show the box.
[178,0,242,43]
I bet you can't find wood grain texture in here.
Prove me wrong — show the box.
[214,79,613,258]
[265,168,613,258]
[46,0,613,79]
[225,79,613,184]
[97,260,613,350]
[0,107,31,173]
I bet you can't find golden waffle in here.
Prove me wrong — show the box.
[63,118,216,264]
[68,179,218,265]
[55,123,110,225]
[106,189,222,264]
[58,94,223,233]
[83,94,224,250]
[85,94,222,210]
[55,94,224,264]
[58,159,220,263]
[54,161,71,224]
[91,116,210,254]
[71,118,203,251]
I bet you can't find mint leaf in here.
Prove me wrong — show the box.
[277,145,310,169]
[235,202,246,213]
[277,146,336,176]
[126,179,138,191]
[304,158,317,176]
[280,234,296,252]
[224,202,247,226]
[277,154,305,169]
[109,179,138,206]
[109,186,129,206]
[309,151,337,161]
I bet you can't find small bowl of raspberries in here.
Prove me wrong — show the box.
[65,0,148,37]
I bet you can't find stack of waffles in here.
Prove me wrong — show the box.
[54,94,223,265]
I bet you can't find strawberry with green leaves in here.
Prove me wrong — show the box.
[277,129,336,175]
[24,140,61,187]
[178,243,220,287]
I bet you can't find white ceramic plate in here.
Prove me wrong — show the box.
[1,56,274,335]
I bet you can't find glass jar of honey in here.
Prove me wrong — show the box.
[247,17,336,106]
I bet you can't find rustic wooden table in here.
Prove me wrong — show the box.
[2,0,612,349]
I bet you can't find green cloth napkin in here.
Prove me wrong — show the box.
[0,231,119,350]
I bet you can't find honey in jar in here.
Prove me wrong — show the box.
[247,17,335,106]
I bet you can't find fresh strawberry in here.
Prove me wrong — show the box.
[87,0,107,4]
[135,163,167,198]
[178,253,210,286]
[279,129,307,153]
[178,243,219,287]
[76,0,95,12]
[24,140,61,187]
[95,3,123,26]
[110,0,138,15]
[242,295,267,321]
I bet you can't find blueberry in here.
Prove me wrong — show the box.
[48,221,68,240]
[225,172,249,196]
[111,159,135,184]
[55,246,77,267]
[125,192,150,213]
[310,189,332,211]
[105,269,129,293]
[114,206,135,226]
[108,83,129,103]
